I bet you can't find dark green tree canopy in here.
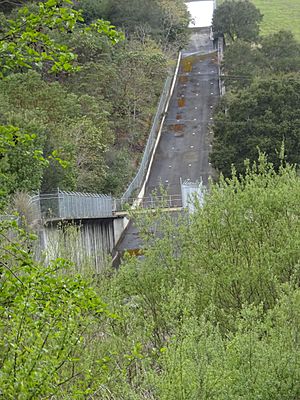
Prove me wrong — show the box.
[77,0,190,49]
[212,0,263,42]
[210,74,300,176]
[222,31,300,90]
[260,30,300,72]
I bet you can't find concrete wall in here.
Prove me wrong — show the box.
[37,217,124,273]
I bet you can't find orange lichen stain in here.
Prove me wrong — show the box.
[182,59,192,73]
[169,124,184,133]
[177,98,185,107]
[179,76,188,84]
[181,52,217,69]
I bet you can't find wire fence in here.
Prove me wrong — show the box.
[114,194,183,212]
[217,36,225,96]
[27,55,181,222]
[30,190,113,221]
[121,66,177,202]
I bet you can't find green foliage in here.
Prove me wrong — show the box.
[78,0,190,50]
[0,220,114,398]
[260,30,300,72]
[0,0,124,77]
[64,37,169,193]
[213,0,263,42]
[0,71,113,196]
[1,156,300,396]
[221,39,264,89]
[0,0,83,76]
[0,0,127,208]
[210,75,300,176]
[157,289,300,400]
[0,125,46,208]
[223,31,300,90]
[89,159,300,398]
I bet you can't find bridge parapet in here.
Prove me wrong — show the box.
[30,190,113,222]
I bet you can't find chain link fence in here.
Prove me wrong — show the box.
[30,190,113,221]
[114,194,183,212]
[121,67,177,202]
[217,36,225,96]
[28,55,181,222]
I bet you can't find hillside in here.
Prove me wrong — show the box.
[254,0,300,40]
[218,0,300,40]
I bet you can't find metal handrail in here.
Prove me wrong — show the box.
[115,195,183,211]
[28,54,181,222]
[29,190,113,221]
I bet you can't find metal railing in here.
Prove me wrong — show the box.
[121,70,176,202]
[30,190,113,221]
[217,36,225,96]
[27,54,181,222]
[114,195,183,212]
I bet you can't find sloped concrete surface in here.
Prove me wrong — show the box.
[117,28,219,252]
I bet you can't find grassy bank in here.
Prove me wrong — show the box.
[217,0,300,41]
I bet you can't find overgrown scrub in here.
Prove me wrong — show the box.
[0,220,115,398]
[91,157,300,398]
[0,0,188,202]
[1,158,299,398]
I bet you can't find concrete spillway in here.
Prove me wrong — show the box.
[117,27,219,253]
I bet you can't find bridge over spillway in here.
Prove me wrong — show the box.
[117,25,219,255]
[31,1,222,270]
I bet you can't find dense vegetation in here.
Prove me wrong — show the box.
[0,0,189,209]
[211,1,300,177]
[212,0,263,42]
[1,158,300,398]
[217,0,300,41]
[1,1,300,398]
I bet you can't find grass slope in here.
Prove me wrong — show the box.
[217,0,300,41]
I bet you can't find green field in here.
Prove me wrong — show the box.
[217,0,300,41]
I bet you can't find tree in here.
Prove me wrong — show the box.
[222,31,300,90]
[0,0,124,207]
[0,219,115,398]
[89,158,300,397]
[78,0,189,50]
[0,0,36,13]
[64,36,169,194]
[212,0,263,42]
[210,74,300,176]
[0,70,114,199]
[221,39,264,89]
[0,0,123,77]
[0,125,47,209]
[260,30,300,73]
